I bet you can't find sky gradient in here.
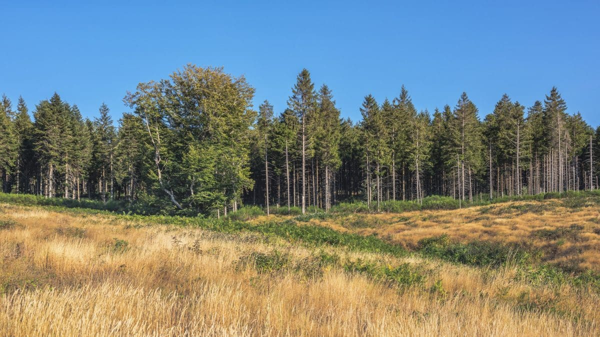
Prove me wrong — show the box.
[2,0,599,127]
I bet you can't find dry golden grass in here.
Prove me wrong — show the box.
[305,199,600,272]
[0,203,599,336]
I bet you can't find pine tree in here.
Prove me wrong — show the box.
[316,85,341,211]
[391,87,415,200]
[543,87,568,192]
[449,93,482,202]
[0,95,18,192]
[360,95,388,209]
[115,113,148,201]
[410,111,432,203]
[13,97,34,194]
[287,69,316,214]
[257,100,274,215]
[33,93,70,197]
[271,109,300,211]
[92,103,116,202]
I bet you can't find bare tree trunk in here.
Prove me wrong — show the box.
[469,167,473,202]
[457,156,461,208]
[392,153,396,200]
[48,164,54,198]
[366,150,371,208]
[516,123,521,195]
[376,162,381,211]
[591,135,594,191]
[489,144,493,200]
[402,164,406,201]
[313,158,317,209]
[325,165,330,211]
[302,117,306,214]
[65,162,69,199]
[265,134,269,216]
[461,160,465,201]
[286,140,290,211]
[16,158,20,194]
[110,150,114,200]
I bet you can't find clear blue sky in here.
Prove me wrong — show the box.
[2,0,599,128]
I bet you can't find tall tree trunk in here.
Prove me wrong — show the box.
[65,162,69,199]
[516,123,521,195]
[366,150,371,208]
[392,156,397,201]
[48,164,54,198]
[16,158,20,194]
[376,162,381,211]
[325,165,330,211]
[302,117,306,214]
[265,134,269,216]
[591,135,594,191]
[286,140,290,211]
[110,151,114,200]
[489,144,493,200]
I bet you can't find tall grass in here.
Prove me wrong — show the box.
[1,204,599,336]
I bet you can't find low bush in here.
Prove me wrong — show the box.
[239,250,290,274]
[343,259,425,287]
[294,212,335,222]
[227,206,265,221]
[417,235,536,267]
[269,206,303,216]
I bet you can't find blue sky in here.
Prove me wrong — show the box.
[1,0,599,127]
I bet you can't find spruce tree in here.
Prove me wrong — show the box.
[449,92,482,202]
[257,100,274,215]
[0,95,17,192]
[13,97,34,193]
[316,85,341,210]
[287,69,316,214]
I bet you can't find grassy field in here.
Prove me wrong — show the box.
[1,195,600,336]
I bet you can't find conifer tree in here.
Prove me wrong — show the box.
[315,85,341,210]
[449,93,482,202]
[543,87,568,192]
[257,100,274,215]
[92,103,116,202]
[391,87,415,200]
[33,93,70,197]
[0,95,17,192]
[13,97,34,194]
[287,69,316,214]
[410,111,432,203]
[360,95,388,209]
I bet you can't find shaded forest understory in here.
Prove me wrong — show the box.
[1,192,600,336]
[1,65,599,216]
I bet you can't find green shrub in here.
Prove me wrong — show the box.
[343,259,425,287]
[270,206,302,216]
[417,235,535,267]
[227,206,265,221]
[239,250,290,273]
[532,224,583,241]
[294,212,335,222]
[0,219,18,230]
[111,238,129,253]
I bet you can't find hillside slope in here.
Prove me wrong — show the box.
[1,199,599,336]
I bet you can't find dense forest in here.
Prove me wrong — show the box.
[0,64,598,215]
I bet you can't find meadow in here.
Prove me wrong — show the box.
[1,192,600,336]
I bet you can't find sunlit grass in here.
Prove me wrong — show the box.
[0,202,599,336]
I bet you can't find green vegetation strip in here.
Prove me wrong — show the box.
[2,192,600,291]
[3,190,599,217]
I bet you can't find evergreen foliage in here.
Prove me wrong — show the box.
[1,65,598,215]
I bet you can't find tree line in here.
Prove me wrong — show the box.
[0,64,598,215]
